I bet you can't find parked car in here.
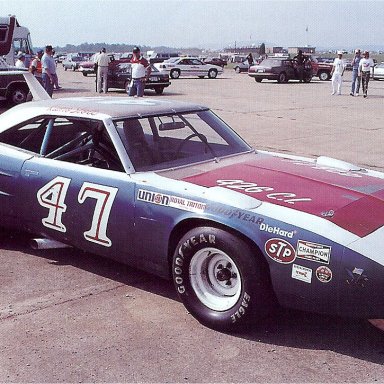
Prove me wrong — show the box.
[155,57,223,79]
[309,57,333,81]
[148,52,179,64]
[248,58,313,83]
[1,72,384,333]
[78,53,133,76]
[107,63,170,94]
[62,55,83,71]
[0,59,29,104]
[234,59,261,73]
[203,57,227,68]
[372,63,384,80]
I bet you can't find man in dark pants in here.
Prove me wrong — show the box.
[294,50,305,82]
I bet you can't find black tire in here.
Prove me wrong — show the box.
[198,76,205,79]
[255,78,262,83]
[154,87,164,95]
[64,66,67,71]
[172,226,272,331]
[277,72,287,83]
[235,66,241,74]
[303,76,312,83]
[124,81,130,94]
[72,65,76,71]
[7,86,28,105]
[318,70,330,81]
[170,69,180,79]
[82,72,88,77]
[208,69,218,79]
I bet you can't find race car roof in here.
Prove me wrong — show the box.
[11,97,208,120]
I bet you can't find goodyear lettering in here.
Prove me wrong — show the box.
[175,233,216,295]
[207,205,264,226]
[230,292,251,323]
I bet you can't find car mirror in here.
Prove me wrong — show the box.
[159,122,186,131]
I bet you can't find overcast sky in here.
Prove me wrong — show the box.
[3,0,384,49]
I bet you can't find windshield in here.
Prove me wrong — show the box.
[114,110,251,171]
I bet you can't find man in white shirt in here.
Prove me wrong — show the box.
[358,50,375,98]
[96,48,110,93]
[129,46,151,97]
[330,51,345,95]
[15,52,26,68]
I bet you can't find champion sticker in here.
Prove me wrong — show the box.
[292,264,312,284]
[296,240,331,264]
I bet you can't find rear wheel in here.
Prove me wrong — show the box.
[208,69,218,79]
[124,81,130,94]
[172,226,273,331]
[235,66,241,73]
[82,72,88,77]
[318,70,330,81]
[170,69,180,79]
[277,72,287,83]
[7,86,28,105]
[255,78,262,82]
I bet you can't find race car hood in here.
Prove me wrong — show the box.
[179,156,384,238]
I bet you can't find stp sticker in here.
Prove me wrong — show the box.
[316,266,333,283]
[265,238,296,264]
[296,240,331,264]
[292,264,312,284]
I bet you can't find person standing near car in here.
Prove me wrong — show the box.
[15,52,26,68]
[41,45,57,97]
[358,50,375,98]
[29,49,44,88]
[294,50,305,82]
[330,51,345,95]
[350,49,361,96]
[129,46,151,97]
[96,48,110,93]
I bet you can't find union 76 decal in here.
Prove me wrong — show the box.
[37,177,118,247]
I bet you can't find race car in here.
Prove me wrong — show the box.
[0,73,383,332]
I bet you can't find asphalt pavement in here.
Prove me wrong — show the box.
[0,66,384,383]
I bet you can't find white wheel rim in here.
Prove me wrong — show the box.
[189,248,241,311]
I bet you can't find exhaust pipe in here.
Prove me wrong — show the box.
[30,238,72,250]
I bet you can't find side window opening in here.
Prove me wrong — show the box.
[0,117,124,172]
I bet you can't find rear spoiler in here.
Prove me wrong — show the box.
[0,71,51,101]
[23,72,51,101]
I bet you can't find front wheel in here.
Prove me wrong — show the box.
[170,69,180,79]
[172,227,272,331]
[154,87,164,94]
[235,66,241,73]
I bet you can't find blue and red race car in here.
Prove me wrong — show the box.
[0,73,383,331]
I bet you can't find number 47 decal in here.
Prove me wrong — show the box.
[37,176,118,247]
